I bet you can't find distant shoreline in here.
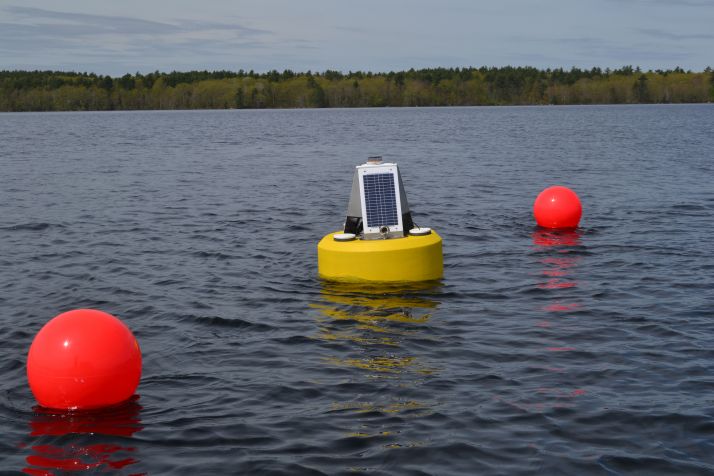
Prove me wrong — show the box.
[3,103,714,115]
[2,67,712,112]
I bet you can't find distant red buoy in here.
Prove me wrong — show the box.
[533,186,582,229]
[27,309,141,410]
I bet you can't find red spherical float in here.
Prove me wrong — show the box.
[533,186,582,229]
[27,309,141,410]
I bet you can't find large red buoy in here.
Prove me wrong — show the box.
[533,186,582,229]
[27,309,141,410]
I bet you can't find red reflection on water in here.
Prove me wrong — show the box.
[23,396,143,476]
[541,256,579,268]
[25,453,101,472]
[543,303,582,312]
[527,229,586,413]
[536,387,586,398]
[538,279,577,289]
[532,229,582,248]
[541,269,568,277]
[534,230,582,289]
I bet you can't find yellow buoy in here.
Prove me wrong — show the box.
[317,157,443,283]
[318,230,443,283]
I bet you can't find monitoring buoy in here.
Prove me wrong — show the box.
[317,157,443,282]
[533,186,582,229]
[27,309,142,410]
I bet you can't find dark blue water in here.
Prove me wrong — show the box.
[1,105,713,475]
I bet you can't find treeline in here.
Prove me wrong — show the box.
[1,66,713,111]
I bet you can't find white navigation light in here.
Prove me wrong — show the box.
[409,227,432,236]
[357,163,404,238]
[333,233,356,242]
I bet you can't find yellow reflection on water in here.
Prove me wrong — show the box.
[330,400,430,415]
[310,282,438,356]
[329,355,417,373]
[314,281,441,446]
[311,303,428,346]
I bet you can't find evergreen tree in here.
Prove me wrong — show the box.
[635,74,650,103]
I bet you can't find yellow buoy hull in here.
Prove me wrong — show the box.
[317,230,443,283]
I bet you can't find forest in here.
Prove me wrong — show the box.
[1,66,712,111]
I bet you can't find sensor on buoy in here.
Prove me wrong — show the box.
[317,157,443,282]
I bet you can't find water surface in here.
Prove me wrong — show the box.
[1,105,714,475]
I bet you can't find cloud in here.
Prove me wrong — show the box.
[4,6,181,35]
[0,5,276,73]
[636,28,714,41]
[605,0,712,6]
[498,34,693,69]
[4,6,267,36]
[2,2,710,75]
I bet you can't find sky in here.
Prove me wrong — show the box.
[1,0,713,76]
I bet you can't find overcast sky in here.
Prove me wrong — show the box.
[1,0,712,75]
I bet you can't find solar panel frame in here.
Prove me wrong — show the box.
[357,163,403,236]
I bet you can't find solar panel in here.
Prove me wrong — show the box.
[363,173,399,227]
[357,163,404,237]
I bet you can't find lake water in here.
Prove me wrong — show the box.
[1,105,713,475]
